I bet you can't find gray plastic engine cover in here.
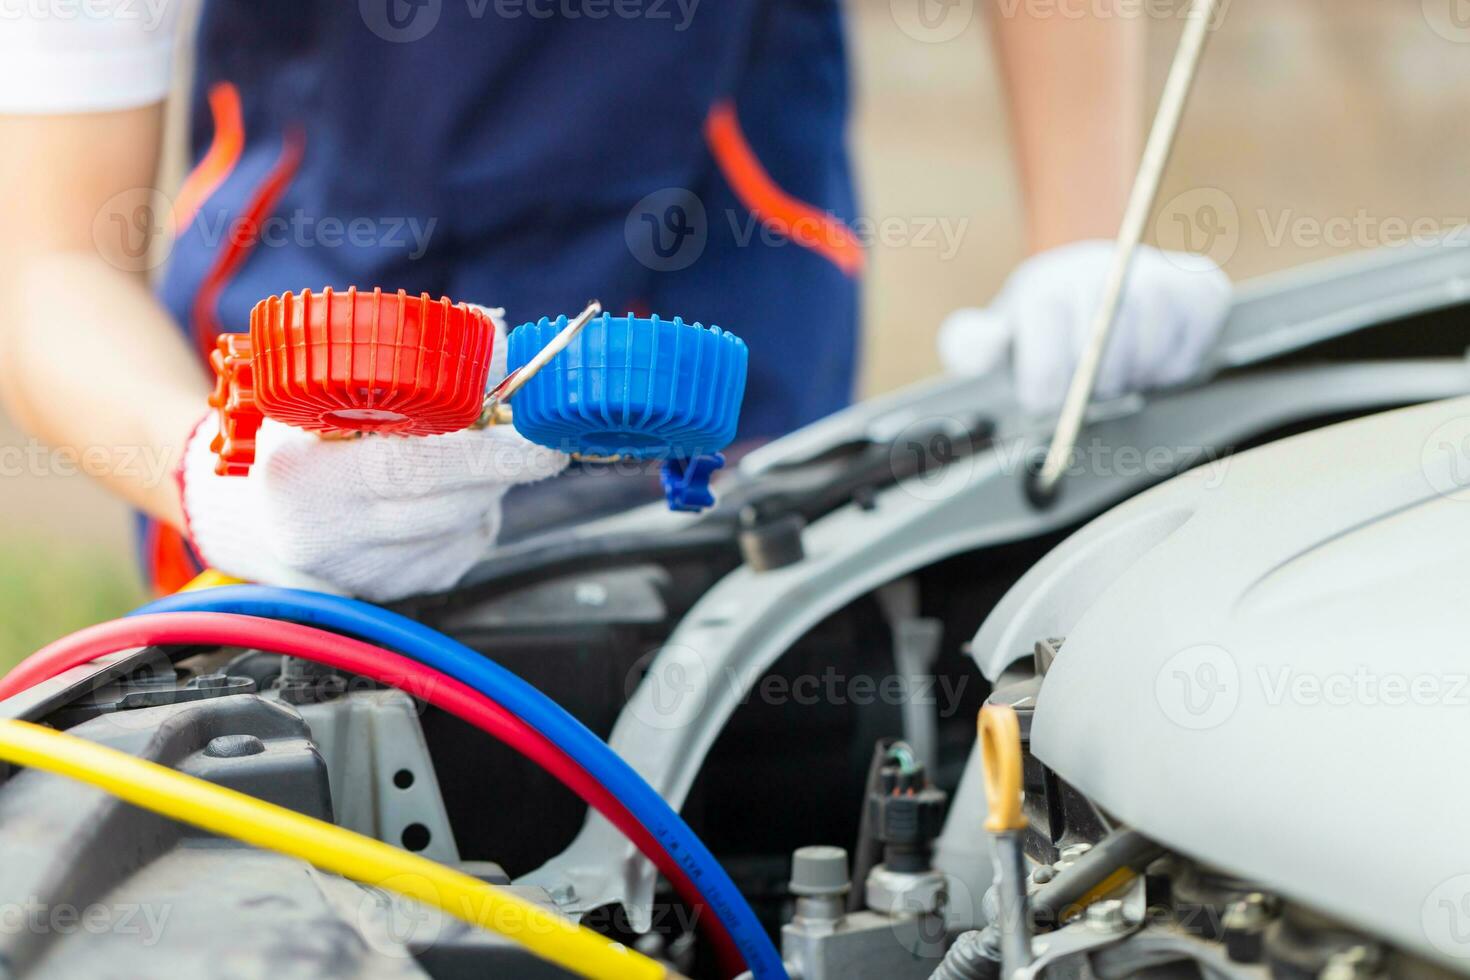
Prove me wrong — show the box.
[974,395,1470,969]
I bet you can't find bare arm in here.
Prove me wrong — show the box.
[987,1,1145,254]
[0,107,208,528]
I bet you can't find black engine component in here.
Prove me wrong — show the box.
[866,759,947,874]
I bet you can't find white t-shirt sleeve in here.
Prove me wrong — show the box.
[0,0,184,114]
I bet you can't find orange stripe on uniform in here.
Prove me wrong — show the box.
[704,99,865,278]
[148,522,201,596]
[173,82,245,234]
[190,128,305,361]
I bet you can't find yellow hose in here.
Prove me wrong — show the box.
[179,569,245,592]
[0,719,672,980]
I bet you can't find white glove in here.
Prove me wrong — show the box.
[179,308,568,602]
[938,241,1232,414]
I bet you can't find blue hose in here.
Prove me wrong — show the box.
[136,585,787,980]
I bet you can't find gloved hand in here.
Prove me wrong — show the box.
[937,241,1232,414]
[179,308,568,602]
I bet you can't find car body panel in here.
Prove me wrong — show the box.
[983,397,1470,968]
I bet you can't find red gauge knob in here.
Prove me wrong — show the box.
[207,288,498,476]
[250,288,497,436]
[208,332,263,476]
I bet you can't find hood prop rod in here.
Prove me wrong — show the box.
[1027,0,1222,506]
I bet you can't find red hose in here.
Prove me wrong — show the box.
[0,613,743,975]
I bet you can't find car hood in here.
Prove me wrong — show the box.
[975,396,1470,968]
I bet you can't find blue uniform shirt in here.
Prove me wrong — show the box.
[158,0,863,441]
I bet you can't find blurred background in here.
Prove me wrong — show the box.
[4,0,1469,665]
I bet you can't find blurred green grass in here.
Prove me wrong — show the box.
[0,536,145,675]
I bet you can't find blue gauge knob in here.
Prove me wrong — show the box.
[507,313,748,459]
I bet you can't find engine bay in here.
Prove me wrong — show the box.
[4,240,1470,979]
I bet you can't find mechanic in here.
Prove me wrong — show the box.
[0,1,1230,602]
